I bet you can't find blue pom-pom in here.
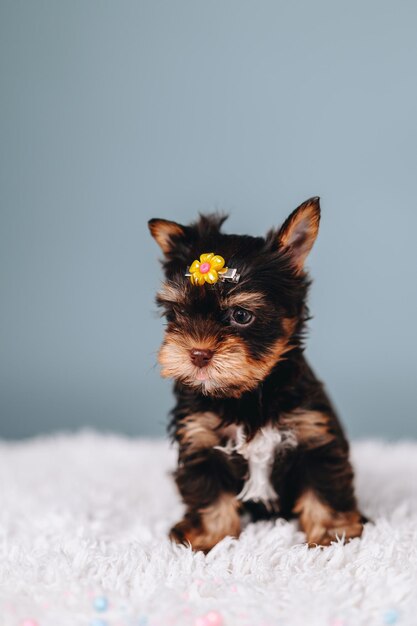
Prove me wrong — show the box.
[93,596,108,612]
[383,609,399,625]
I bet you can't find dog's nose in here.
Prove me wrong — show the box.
[190,348,213,368]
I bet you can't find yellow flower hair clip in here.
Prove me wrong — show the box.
[185,252,241,285]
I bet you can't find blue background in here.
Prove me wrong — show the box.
[1,0,416,439]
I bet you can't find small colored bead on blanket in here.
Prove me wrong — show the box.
[383,609,399,624]
[195,611,223,626]
[93,596,109,612]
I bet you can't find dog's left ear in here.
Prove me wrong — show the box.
[277,197,321,273]
[148,218,186,255]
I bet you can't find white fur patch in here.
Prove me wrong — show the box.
[217,425,297,510]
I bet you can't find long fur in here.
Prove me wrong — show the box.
[149,199,364,551]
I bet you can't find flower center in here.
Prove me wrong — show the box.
[199,262,211,274]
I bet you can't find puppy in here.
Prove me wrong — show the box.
[148,197,364,551]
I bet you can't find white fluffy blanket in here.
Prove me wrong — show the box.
[0,433,416,626]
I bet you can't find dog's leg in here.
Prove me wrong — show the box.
[293,442,363,547]
[170,489,241,553]
[169,412,242,552]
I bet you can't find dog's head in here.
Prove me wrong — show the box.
[149,197,320,398]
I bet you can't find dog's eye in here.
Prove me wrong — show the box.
[165,310,175,322]
[230,307,255,327]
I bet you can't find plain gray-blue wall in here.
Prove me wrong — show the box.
[1,0,416,440]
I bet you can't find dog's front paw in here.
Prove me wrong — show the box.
[169,517,216,553]
[169,518,193,546]
[295,490,364,548]
[169,495,241,553]
[305,511,364,547]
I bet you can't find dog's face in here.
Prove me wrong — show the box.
[149,198,320,398]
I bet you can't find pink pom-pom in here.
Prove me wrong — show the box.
[195,612,223,626]
[206,611,224,625]
[21,621,38,626]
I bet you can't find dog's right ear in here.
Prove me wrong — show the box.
[148,218,187,255]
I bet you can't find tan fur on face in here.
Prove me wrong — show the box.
[186,493,241,551]
[159,287,268,312]
[221,291,267,312]
[177,412,222,452]
[201,334,294,396]
[294,489,363,546]
[280,410,334,449]
[158,318,296,397]
[158,330,216,387]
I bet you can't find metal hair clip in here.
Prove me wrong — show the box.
[185,253,241,286]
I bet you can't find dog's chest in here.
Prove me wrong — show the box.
[217,425,297,509]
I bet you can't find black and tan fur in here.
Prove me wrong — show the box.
[148,198,364,551]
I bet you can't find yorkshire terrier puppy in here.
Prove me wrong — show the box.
[149,197,364,551]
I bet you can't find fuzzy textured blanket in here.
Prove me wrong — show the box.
[0,433,416,626]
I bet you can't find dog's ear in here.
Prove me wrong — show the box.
[148,218,187,255]
[277,197,320,273]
